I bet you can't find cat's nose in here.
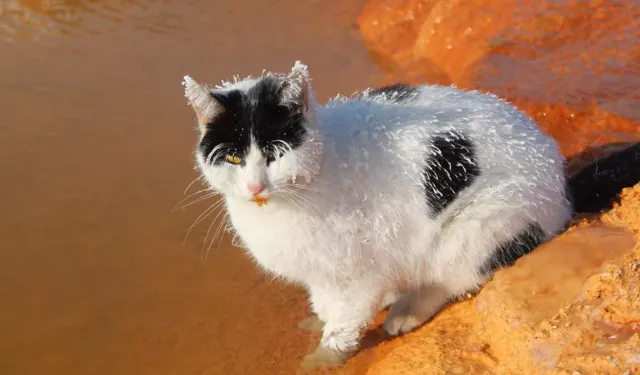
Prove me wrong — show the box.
[247,183,266,196]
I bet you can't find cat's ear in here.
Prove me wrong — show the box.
[281,61,311,111]
[182,75,224,128]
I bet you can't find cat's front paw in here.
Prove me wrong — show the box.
[299,344,352,372]
[379,290,403,311]
[297,315,325,332]
[383,310,423,336]
[383,288,447,336]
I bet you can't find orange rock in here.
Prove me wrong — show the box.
[358,0,640,156]
[476,226,636,373]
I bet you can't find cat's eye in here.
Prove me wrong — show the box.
[225,155,242,165]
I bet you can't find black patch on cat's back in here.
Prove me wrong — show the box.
[423,130,480,217]
[479,223,546,275]
[199,75,308,165]
[367,83,420,103]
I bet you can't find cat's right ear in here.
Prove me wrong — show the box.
[182,76,224,130]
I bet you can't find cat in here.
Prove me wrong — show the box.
[181,61,640,370]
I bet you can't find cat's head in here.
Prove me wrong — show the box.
[182,61,322,206]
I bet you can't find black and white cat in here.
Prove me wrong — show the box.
[181,61,640,369]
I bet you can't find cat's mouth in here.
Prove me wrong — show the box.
[250,195,269,207]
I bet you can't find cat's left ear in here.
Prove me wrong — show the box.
[281,61,311,111]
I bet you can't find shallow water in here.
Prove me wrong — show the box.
[2,0,640,374]
[0,1,380,374]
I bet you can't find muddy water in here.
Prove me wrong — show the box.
[0,1,381,374]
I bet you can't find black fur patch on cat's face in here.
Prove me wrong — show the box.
[479,223,545,275]
[199,76,307,165]
[367,83,420,103]
[423,130,480,217]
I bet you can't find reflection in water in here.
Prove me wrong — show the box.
[0,0,187,38]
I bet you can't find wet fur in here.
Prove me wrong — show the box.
[181,62,638,367]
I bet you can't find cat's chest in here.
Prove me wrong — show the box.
[232,209,311,245]
[226,202,322,278]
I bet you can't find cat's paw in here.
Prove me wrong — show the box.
[299,345,352,372]
[297,315,325,332]
[383,310,424,336]
[379,290,403,311]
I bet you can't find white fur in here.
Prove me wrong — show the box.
[184,62,572,358]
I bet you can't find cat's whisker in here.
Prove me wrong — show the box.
[201,202,229,263]
[287,195,310,212]
[176,186,213,204]
[174,192,219,211]
[181,198,226,251]
[183,175,205,196]
[202,215,230,264]
[278,191,302,210]
[283,183,324,199]
[290,184,322,194]
[210,211,230,247]
[278,194,295,207]
[273,185,300,205]
[289,191,320,212]
[203,211,231,264]
[172,188,217,212]
[280,188,321,213]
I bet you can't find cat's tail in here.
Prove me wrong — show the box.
[567,142,640,214]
